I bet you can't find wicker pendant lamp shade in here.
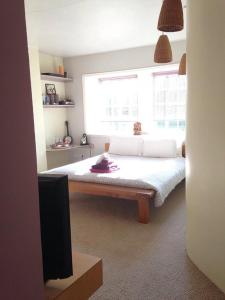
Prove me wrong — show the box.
[178,53,186,75]
[158,0,184,32]
[154,34,172,63]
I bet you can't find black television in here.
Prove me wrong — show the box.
[38,174,73,282]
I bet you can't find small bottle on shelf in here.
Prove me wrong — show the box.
[58,65,64,75]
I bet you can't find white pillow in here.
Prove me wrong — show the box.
[143,139,177,158]
[109,136,143,156]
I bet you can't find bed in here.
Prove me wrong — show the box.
[46,141,185,224]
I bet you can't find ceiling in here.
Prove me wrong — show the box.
[25,0,186,57]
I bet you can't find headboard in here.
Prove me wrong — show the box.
[104,142,186,158]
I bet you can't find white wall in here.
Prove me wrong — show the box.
[39,52,67,147]
[42,77,67,147]
[28,47,47,171]
[39,52,63,74]
[39,52,72,168]
[187,0,225,293]
[64,41,186,154]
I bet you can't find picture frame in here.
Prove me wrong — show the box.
[45,83,56,95]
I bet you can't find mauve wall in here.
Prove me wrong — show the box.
[0,1,44,299]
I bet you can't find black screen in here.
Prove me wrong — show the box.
[38,174,73,281]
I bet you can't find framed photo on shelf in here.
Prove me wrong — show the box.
[45,83,56,95]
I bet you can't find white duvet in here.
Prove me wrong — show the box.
[46,154,185,207]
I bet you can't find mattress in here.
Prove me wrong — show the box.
[46,154,185,207]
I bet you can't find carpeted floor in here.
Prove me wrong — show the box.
[69,181,225,300]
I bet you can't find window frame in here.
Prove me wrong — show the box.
[82,64,186,138]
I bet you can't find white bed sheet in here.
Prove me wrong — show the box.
[46,154,185,207]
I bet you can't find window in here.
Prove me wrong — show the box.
[152,71,186,133]
[98,75,139,132]
[83,65,186,140]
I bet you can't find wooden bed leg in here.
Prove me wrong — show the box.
[137,196,150,224]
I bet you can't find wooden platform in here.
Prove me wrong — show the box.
[69,181,155,224]
[45,252,103,300]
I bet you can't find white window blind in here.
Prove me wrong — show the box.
[98,75,138,133]
[83,65,187,139]
[152,71,186,132]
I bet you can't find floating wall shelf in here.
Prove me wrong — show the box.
[41,74,73,82]
[46,144,92,152]
[43,104,75,108]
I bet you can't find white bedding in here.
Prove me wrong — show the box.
[46,155,185,207]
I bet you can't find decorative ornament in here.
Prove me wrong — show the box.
[80,133,88,145]
[154,34,172,63]
[158,0,184,32]
[178,53,186,75]
[133,122,142,135]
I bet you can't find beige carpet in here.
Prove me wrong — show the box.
[69,181,225,300]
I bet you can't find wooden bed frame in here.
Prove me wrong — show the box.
[68,142,185,224]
